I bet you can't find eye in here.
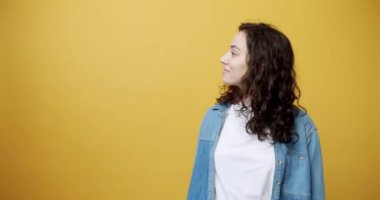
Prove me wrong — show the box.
[231,51,238,56]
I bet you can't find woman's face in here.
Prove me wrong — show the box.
[220,31,249,88]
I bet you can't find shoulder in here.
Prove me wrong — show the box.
[201,105,219,122]
[197,103,231,141]
[210,102,231,111]
[294,108,318,140]
[203,102,231,118]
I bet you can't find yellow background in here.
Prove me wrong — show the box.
[1,0,379,199]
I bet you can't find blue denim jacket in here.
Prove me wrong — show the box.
[187,103,325,200]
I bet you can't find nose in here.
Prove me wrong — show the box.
[220,52,228,65]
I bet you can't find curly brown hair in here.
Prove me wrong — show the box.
[216,22,306,143]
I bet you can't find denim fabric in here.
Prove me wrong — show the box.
[187,103,325,200]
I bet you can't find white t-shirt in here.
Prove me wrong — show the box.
[214,103,275,200]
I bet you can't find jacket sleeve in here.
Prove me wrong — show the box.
[187,109,213,200]
[305,115,326,200]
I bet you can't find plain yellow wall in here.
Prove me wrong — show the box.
[1,0,379,199]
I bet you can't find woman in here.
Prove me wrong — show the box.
[187,22,325,200]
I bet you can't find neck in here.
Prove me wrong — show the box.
[242,96,251,106]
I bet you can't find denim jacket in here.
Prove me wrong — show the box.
[187,103,325,200]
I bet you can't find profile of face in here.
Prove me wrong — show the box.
[220,31,249,88]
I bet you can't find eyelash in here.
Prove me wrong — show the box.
[231,51,237,56]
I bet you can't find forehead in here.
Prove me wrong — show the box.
[230,31,247,51]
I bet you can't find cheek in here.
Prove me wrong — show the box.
[241,64,249,74]
[235,61,248,75]
[229,57,248,75]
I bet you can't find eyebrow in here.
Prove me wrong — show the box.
[230,45,241,51]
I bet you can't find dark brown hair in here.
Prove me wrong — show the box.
[217,22,306,143]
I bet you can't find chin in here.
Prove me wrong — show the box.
[222,80,230,85]
[222,78,233,85]
[222,77,230,84]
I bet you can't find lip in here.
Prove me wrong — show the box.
[223,68,230,72]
